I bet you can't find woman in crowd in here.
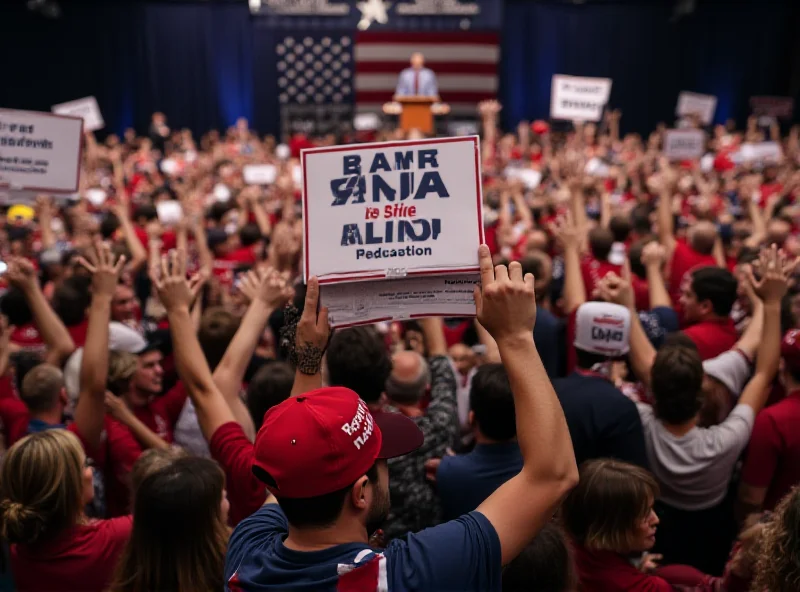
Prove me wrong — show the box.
[0,429,132,592]
[561,458,760,591]
[752,485,800,591]
[110,456,230,592]
[501,522,577,592]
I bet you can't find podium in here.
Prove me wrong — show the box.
[397,96,436,134]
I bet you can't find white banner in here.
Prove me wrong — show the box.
[243,164,277,185]
[52,96,104,132]
[676,92,717,125]
[322,273,479,328]
[0,109,83,193]
[663,129,706,161]
[733,142,783,165]
[302,136,484,284]
[550,75,612,122]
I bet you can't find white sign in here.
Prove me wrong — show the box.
[663,129,706,161]
[321,273,479,327]
[354,113,381,131]
[585,157,611,177]
[156,200,184,225]
[302,136,484,284]
[243,164,278,185]
[52,96,104,132]
[396,0,479,15]
[550,75,612,122]
[676,92,717,125]
[733,142,783,165]
[504,166,541,189]
[0,109,83,193]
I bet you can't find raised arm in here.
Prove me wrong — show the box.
[552,211,586,315]
[737,246,795,414]
[213,268,293,440]
[640,241,672,309]
[5,258,75,367]
[732,272,765,360]
[287,278,331,397]
[474,245,578,565]
[154,251,235,442]
[35,196,56,250]
[654,164,677,252]
[111,193,148,273]
[74,242,126,451]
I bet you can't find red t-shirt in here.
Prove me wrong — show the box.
[104,417,144,518]
[11,324,45,353]
[741,392,800,511]
[668,239,717,314]
[209,421,265,526]
[572,544,672,592]
[10,516,132,592]
[132,383,187,444]
[67,319,89,349]
[580,256,650,312]
[682,318,738,361]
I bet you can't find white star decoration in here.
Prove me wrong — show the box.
[357,0,391,30]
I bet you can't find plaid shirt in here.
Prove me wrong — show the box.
[383,355,459,541]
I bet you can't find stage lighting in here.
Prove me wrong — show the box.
[249,0,262,15]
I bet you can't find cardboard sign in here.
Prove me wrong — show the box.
[302,136,484,284]
[52,96,104,132]
[663,129,706,161]
[676,92,717,125]
[750,96,794,120]
[354,113,381,131]
[550,75,613,122]
[504,166,542,189]
[243,164,278,185]
[0,109,83,193]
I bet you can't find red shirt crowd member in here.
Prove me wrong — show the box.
[0,429,132,592]
[739,329,800,514]
[562,459,754,592]
[127,346,186,444]
[678,266,739,360]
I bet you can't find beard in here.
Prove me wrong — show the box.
[366,482,390,536]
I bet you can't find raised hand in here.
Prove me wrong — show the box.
[474,245,537,344]
[240,267,295,309]
[5,257,39,294]
[291,277,331,376]
[640,241,667,268]
[78,241,126,297]
[550,211,582,250]
[151,250,204,312]
[747,244,799,304]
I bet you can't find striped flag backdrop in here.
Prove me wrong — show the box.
[355,31,499,116]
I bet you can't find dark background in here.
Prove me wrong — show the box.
[1,0,797,138]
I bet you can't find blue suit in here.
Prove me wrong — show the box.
[395,67,438,97]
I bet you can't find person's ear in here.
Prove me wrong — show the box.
[468,410,476,429]
[698,299,713,316]
[350,475,370,511]
[59,387,69,407]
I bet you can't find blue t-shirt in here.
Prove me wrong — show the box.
[436,442,523,521]
[225,504,501,591]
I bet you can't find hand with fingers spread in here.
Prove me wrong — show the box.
[5,257,39,294]
[291,277,331,376]
[257,268,295,309]
[747,244,799,304]
[474,245,537,344]
[152,250,204,312]
[78,241,126,297]
[236,269,262,303]
[550,211,582,251]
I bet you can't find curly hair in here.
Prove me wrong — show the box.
[753,486,800,592]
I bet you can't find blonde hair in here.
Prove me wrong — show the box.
[753,486,800,591]
[0,430,86,545]
[107,350,138,396]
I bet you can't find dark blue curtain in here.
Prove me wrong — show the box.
[501,0,797,134]
[0,1,796,138]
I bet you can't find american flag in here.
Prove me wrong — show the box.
[276,32,499,116]
[276,35,355,105]
[355,31,499,116]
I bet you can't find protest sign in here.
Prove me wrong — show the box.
[750,96,794,120]
[302,136,483,285]
[663,129,706,161]
[0,109,83,193]
[321,273,480,328]
[243,164,277,185]
[733,142,783,165]
[51,96,104,132]
[504,166,542,189]
[354,113,381,131]
[156,200,183,225]
[550,75,612,122]
[676,92,717,125]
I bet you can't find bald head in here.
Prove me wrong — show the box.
[386,351,429,405]
[689,221,718,256]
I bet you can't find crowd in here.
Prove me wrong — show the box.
[0,101,796,591]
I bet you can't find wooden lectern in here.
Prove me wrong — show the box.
[397,96,436,134]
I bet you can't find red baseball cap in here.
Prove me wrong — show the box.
[252,387,423,498]
[781,329,800,374]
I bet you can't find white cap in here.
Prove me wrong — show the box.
[574,302,631,357]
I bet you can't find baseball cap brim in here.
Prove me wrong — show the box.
[373,410,424,459]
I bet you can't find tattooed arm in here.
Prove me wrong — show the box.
[287,278,331,397]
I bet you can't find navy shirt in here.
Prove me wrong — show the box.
[533,308,564,378]
[436,442,523,521]
[552,372,649,469]
[225,504,501,591]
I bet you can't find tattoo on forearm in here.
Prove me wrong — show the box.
[294,343,324,375]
